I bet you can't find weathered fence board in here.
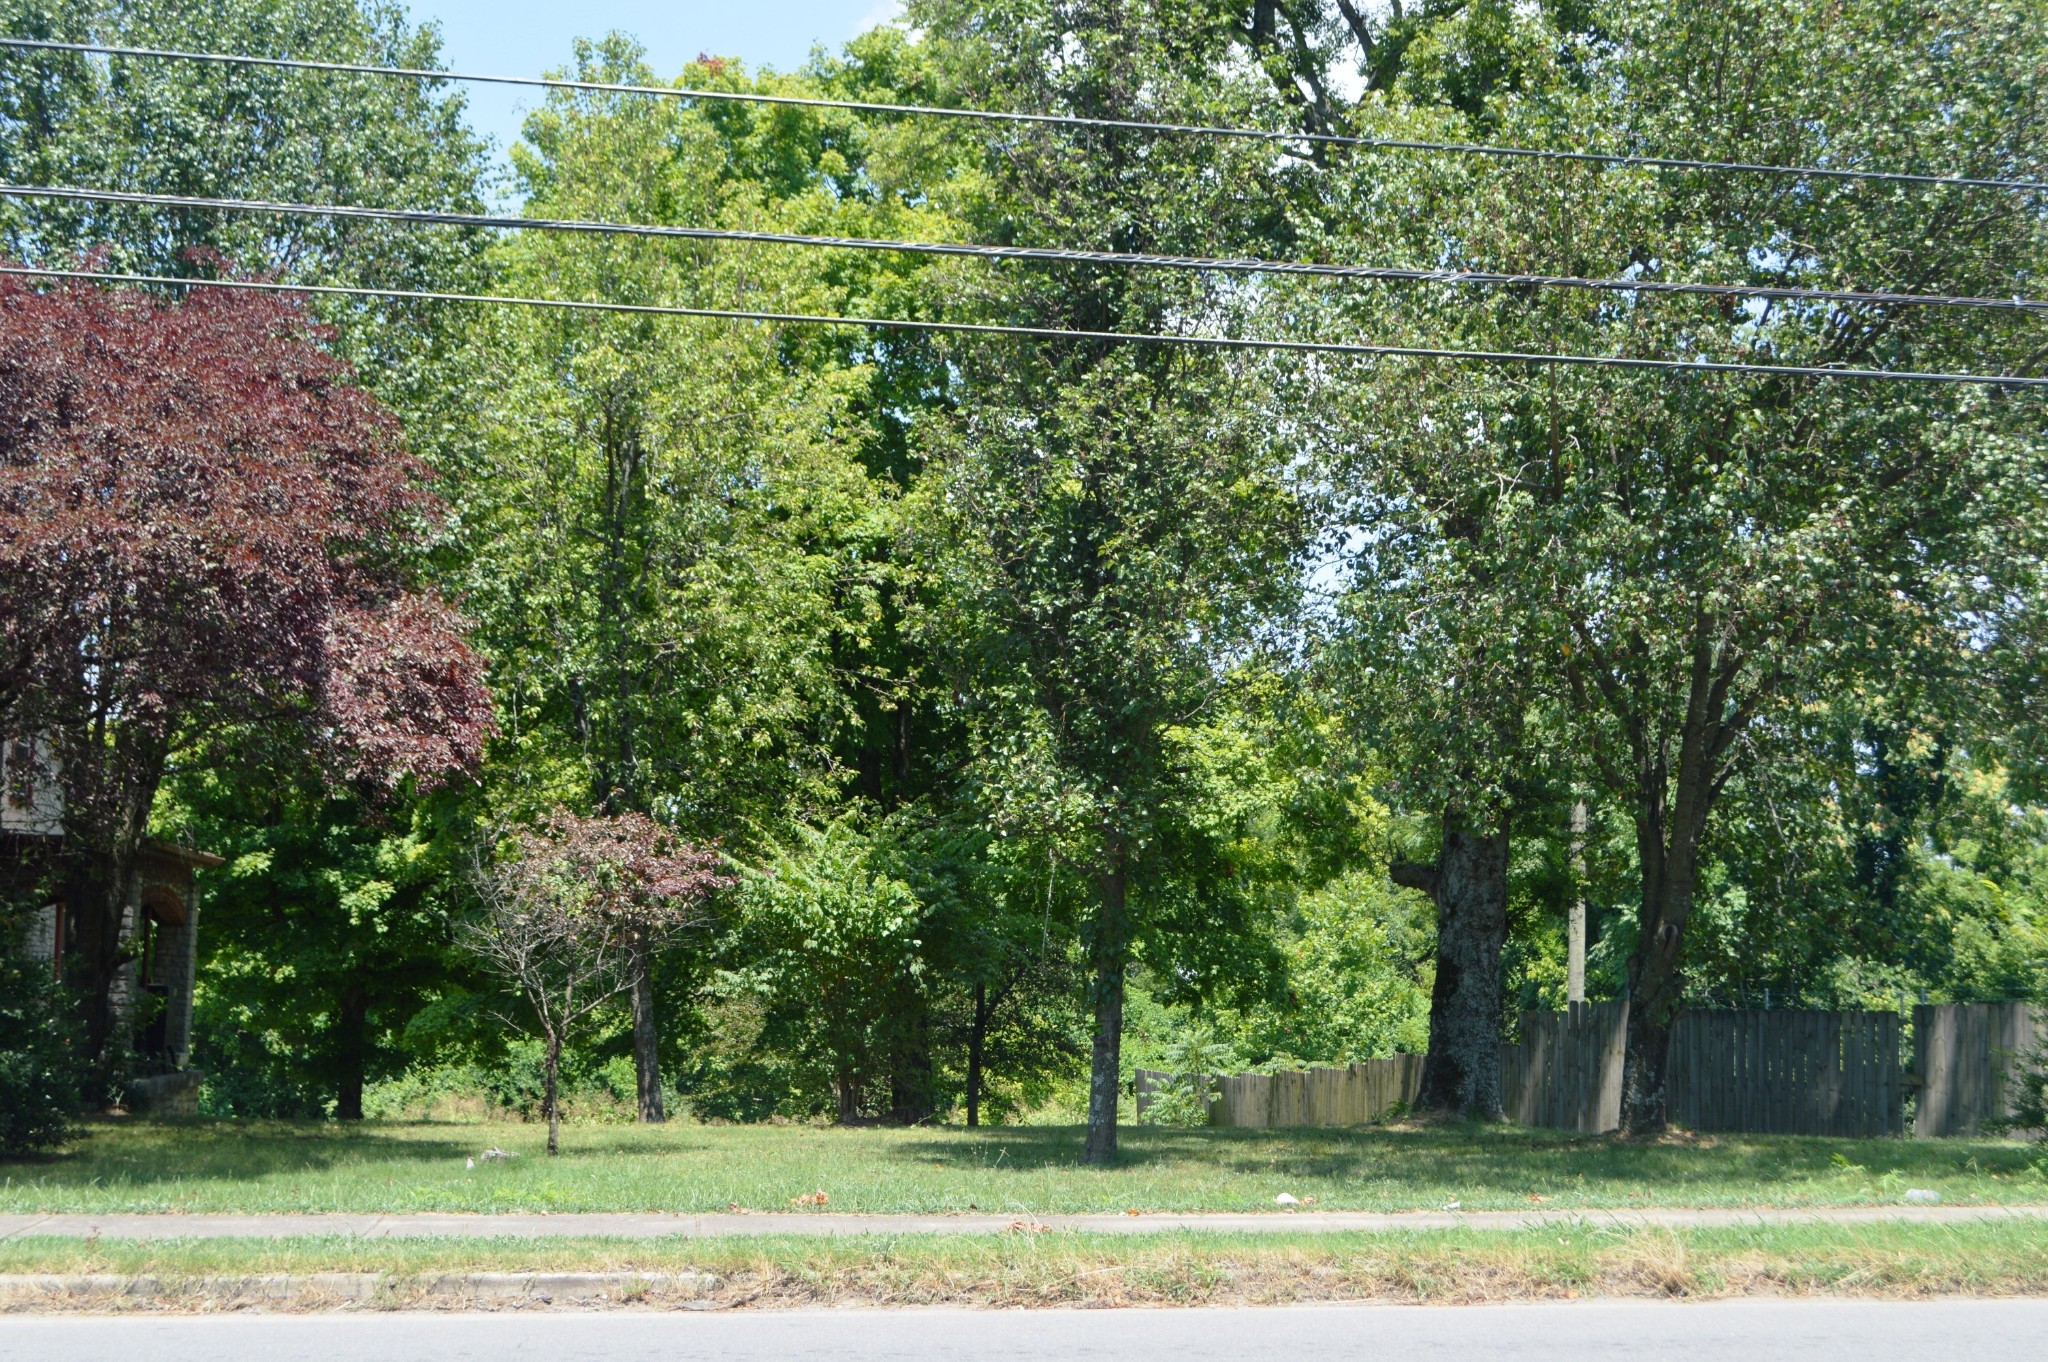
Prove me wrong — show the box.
[1139,1056,1422,1128]
[1913,1003,2043,1137]
[1665,1009,1901,1137]
[1501,1001,1627,1132]
[1144,1001,2033,1137]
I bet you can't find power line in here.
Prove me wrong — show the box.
[3,36,2041,195]
[7,182,2042,316]
[3,263,2040,387]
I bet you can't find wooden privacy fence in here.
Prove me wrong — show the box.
[1136,1055,1422,1129]
[1914,1003,2043,1136]
[1500,1001,1627,1133]
[1143,1001,2039,1137]
[1668,1008,1904,1136]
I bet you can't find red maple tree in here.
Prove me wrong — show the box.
[0,272,494,1057]
[464,810,730,1152]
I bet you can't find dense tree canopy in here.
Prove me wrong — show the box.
[2,0,2045,1149]
[0,276,491,1062]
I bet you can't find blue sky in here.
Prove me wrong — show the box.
[400,1,903,165]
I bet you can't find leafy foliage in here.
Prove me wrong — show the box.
[6,0,2047,1143]
[0,942,80,1154]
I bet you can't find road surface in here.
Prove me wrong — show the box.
[3,1299,2044,1361]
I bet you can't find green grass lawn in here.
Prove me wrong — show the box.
[6,1222,2048,1307]
[4,1118,2046,1215]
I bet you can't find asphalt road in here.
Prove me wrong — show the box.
[4,1299,2045,1362]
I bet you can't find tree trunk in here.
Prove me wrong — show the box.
[1617,681,1725,1134]
[966,981,988,1129]
[889,998,937,1125]
[1619,817,1705,1134]
[1394,811,1509,1120]
[65,734,170,1073]
[544,1033,563,1156]
[67,850,133,1071]
[627,931,665,1123]
[1567,798,1588,1004]
[835,1070,860,1123]
[334,978,368,1121]
[1081,842,1128,1166]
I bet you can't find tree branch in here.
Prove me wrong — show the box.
[1390,860,1439,899]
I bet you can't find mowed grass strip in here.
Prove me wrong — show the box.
[3,1222,2047,1308]
[4,1119,2047,1215]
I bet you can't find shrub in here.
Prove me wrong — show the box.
[1139,1034,1234,1127]
[2005,1040,2048,1138]
[0,949,82,1155]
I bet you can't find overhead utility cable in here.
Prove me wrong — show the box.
[3,264,2041,388]
[1,36,2040,194]
[7,183,2041,315]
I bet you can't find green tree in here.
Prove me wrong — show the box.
[1307,0,2048,1130]
[717,819,931,1121]
[159,769,476,1119]
[908,0,1312,1160]
[449,38,898,1117]
[0,0,491,402]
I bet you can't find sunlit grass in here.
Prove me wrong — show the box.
[5,1222,2048,1306]
[3,1118,2044,1215]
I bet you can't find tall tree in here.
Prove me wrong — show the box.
[0,0,496,1106]
[1306,0,2048,1131]
[451,38,898,1118]
[0,277,492,1062]
[0,0,491,402]
[910,0,1310,1162]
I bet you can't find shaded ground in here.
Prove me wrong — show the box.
[2,1119,2044,1215]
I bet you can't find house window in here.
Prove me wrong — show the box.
[4,738,34,811]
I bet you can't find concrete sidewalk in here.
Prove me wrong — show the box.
[2,1203,2044,1240]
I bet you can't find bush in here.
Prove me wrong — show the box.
[1138,1034,1234,1127]
[2005,1040,2048,1138]
[0,949,82,1154]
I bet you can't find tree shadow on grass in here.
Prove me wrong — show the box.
[1,1118,472,1188]
[893,1122,2043,1192]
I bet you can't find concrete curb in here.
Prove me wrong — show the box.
[2,1203,2045,1241]
[0,1270,720,1307]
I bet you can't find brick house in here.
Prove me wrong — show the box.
[5,736,221,1113]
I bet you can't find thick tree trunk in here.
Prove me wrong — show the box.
[1619,705,1719,1133]
[334,979,368,1121]
[1394,812,1509,1120]
[627,932,665,1123]
[966,981,988,1129]
[1080,844,1128,1166]
[544,1033,563,1156]
[1619,821,1704,1134]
